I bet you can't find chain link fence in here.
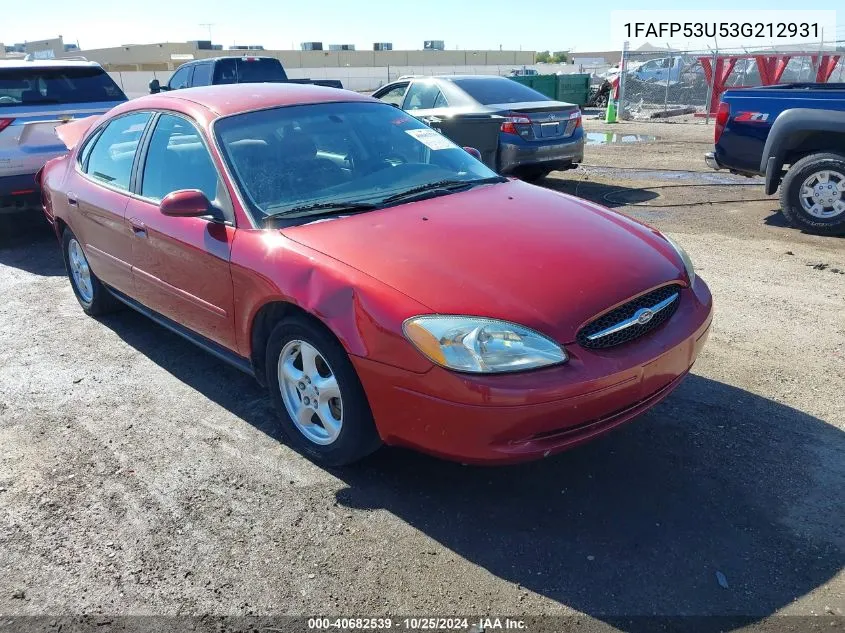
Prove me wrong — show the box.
[618,42,845,120]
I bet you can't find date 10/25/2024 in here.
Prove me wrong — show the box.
[307,617,527,630]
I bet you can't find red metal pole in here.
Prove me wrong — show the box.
[772,56,791,84]
[816,55,841,83]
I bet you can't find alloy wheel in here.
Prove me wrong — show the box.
[799,169,845,219]
[277,339,343,445]
[68,238,94,303]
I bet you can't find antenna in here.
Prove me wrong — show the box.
[199,23,214,42]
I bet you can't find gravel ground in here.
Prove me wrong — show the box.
[0,118,843,631]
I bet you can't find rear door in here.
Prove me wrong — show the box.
[125,112,237,350]
[0,65,127,188]
[67,111,152,294]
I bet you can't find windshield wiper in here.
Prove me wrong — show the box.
[264,200,379,223]
[381,176,506,204]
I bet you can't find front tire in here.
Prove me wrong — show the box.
[266,315,382,466]
[61,228,120,316]
[780,152,845,236]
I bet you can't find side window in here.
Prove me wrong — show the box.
[191,63,213,87]
[77,128,102,168]
[213,59,237,85]
[377,83,408,106]
[140,114,220,203]
[433,90,449,108]
[403,82,444,110]
[168,65,191,90]
[83,112,151,191]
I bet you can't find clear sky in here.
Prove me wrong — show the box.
[4,0,843,53]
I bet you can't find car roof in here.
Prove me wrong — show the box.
[123,82,373,117]
[178,56,276,65]
[0,59,104,69]
[436,74,512,81]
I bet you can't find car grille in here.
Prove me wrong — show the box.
[577,284,682,349]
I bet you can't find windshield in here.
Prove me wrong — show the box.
[215,101,500,221]
[0,66,126,107]
[451,77,550,105]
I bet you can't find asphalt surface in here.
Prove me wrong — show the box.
[0,119,843,632]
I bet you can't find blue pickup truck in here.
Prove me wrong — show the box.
[705,83,845,236]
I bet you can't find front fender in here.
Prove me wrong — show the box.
[231,229,434,374]
[761,109,845,195]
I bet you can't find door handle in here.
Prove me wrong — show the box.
[66,193,78,207]
[129,218,147,237]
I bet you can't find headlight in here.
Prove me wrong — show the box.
[663,234,696,286]
[403,316,566,373]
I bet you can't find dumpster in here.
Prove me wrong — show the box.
[556,74,590,106]
[510,74,590,104]
[509,74,557,100]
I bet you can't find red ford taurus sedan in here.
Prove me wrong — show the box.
[39,84,712,466]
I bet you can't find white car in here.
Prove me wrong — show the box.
[0,59,126,215]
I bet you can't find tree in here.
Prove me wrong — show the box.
[535,50,568,63]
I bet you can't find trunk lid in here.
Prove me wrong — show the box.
[490,100,580,141]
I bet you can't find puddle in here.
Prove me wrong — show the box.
[582,165,765,186]
[586,132,658,145]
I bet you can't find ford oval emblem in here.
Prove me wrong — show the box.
[636,309,654,325]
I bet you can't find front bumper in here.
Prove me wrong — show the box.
[499,135,585,174]
[354,279,713,464]
[704,152,721,170]
[0,173,41,215]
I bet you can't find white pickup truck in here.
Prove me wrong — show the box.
[0,59,127,215]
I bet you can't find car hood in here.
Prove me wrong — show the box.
[282,181,685,343]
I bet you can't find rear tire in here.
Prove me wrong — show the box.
[780,152,845,236]
[61,228,120,316]
[266,315,382,466]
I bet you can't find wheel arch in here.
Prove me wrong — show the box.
[762,109,845,195]
[248,300,350,387]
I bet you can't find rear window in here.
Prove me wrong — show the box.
[0,66,127,107]
[450,77,551,105]
[213,58,288,84]
[237,58,287,82]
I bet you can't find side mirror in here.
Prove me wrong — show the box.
[389,102,401,108]
[463,146,482,161]
[149,78,161,94]
[159,190,212,218]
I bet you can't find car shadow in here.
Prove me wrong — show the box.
[764,209,845,239]
[95,305,844,631]
[0,214,65,276]
[541,174,659,208]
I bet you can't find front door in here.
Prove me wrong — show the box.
[125,112,237,351]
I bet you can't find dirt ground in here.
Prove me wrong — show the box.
[0,117,843,631]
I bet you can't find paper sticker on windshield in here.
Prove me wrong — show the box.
[406,128,456,150]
